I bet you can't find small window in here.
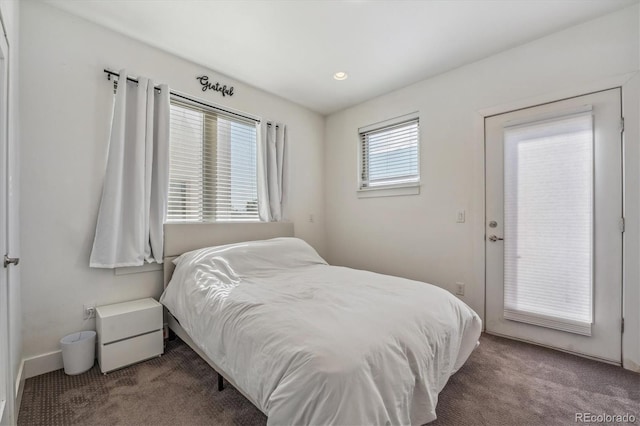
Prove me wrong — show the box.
[168,100,259,222]
[359,113,420,195]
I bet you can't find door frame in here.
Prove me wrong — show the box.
[0,11,12,425]
[472,71,640,372]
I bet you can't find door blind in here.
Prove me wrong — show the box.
[360,117,419,189]
[503,111,594,335]
[168,100,259,222]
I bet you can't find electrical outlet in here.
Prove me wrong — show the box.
[83,304,96,320]
[308,214,315,223]
[456,209,466,223]
[455,282,465,296]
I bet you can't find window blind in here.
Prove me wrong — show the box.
[503,111,594,336]
[360,115,419,189]
[168,100,259,222]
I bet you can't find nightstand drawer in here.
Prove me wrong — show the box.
[98,330,163,373]
[96,298,162,344]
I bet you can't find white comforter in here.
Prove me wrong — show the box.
[161,238,481,425]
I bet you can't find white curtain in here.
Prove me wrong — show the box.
[258,122,287,221]
[90,70,170,268]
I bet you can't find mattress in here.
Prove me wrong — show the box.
[160,238,481,425]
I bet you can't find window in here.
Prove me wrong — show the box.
[503,111,594,335]
[359,112,420,196]
[168,100,259,222]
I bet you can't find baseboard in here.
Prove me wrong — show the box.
[14,360,25,416]
[23,350,63,379]
[622,356,640,373]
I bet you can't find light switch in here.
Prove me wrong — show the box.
[456,209,466,223]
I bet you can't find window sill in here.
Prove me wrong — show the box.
[357,183,420,198]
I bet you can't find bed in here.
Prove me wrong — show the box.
[160,223,482,425]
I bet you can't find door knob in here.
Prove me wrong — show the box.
[488,235,504,242]
[4,254,19,267]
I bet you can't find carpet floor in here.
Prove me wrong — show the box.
[18,333,639,426]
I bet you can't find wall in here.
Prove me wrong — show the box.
[0,0,21,422]
[325,6,640,370]
[19,1,325,360]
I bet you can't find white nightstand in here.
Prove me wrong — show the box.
[96,298,164,374]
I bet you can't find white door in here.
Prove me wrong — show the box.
[485,89,622,363]
[0,23,13,425]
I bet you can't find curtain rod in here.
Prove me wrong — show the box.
[103,69,261,124]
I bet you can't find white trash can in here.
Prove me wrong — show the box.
[60,331,96,375]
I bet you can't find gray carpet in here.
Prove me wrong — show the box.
[18,334,639,425]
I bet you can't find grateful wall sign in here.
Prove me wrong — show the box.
[196,75,234,97]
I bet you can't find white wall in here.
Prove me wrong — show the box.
[325,6,640,370]
[19,1,325,360]
[0,0,21,421]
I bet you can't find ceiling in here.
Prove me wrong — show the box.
[46,0,638,115]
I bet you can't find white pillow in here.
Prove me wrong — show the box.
[173,237,327,279]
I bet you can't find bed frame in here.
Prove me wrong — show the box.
[163,222,295,415]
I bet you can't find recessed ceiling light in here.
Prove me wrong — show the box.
[333,72,348,81]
